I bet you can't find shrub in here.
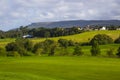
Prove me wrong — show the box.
[68,40,75,46]
[34,48,43,56]
[114,36,120,44]
[58,39,69,48]
[33,42,44,53]
[91,41,101,56]
[48,43,57,56]
[16,39,33,52]
[6,39,33,56]
[106,48,114,57]
[6,42,19,51]
[33,39,57,56]
[116,46,120,57]
[73,45,84,56]
[7,51,20,57]
[90,34,113,45]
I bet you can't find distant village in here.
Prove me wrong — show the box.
[76,25,120,31]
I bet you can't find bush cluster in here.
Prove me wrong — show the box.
[3,34,120,57]
[90,34,113,45]
[5,39,33,56]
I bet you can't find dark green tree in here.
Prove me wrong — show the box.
[91,41,101,56]
[58,39,69,48]
[90,34,113,45]
[33,39,57,56]
[44,31,50,39]
[73,45,84,56]
[114,36,120,44]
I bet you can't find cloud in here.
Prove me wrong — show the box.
[0,0,120,31]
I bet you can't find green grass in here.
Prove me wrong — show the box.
[31,30,120,43]
[55,44,120,56]
[0,56,120,80]
[0,30,120,80]
[0,30,120,46]
[0,38,15,47]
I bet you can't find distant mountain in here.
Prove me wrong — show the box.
[28,20,120,28]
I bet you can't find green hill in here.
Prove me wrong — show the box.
[0,30,120,46]
[32,30,120,43]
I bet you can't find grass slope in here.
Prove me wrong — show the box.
[31,30,120,43]
[0,57,120,80]
[0,30,120,46]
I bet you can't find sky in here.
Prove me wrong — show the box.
[0,0,120,31]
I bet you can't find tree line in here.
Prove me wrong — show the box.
[0,26,84,38]
[0,34,120,57]
[0,25,120,39]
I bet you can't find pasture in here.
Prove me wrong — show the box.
[0,57,120,80]
[31,30,120,43]
[0,30,120,46]
[0,30,120,80]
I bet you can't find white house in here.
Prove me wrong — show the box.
[116,28,120,30]
[22,35,33,38]
[100,26,106,30]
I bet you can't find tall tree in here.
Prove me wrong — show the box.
[91,41,101,56]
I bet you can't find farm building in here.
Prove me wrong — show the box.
[22,35,33,38]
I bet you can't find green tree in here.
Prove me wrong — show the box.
[73,45,84,56]
[48,43,57,56]
[91,41,101,56]
[44,31,50,39]
[114,36,120,44]
[5,39,33,56]
[90,34,113,45]
[33,39,57,56]
[58,39,69,48]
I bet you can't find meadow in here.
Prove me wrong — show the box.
[0,56,120,80]
[31,30,120,43]
[0,30,120,46]
[0,30,120,80]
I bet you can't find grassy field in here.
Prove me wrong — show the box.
[0,30,120,46]
[31,30,120,43]
[0,56,120,80]
[0,30,120,80]
[56,44,120,56]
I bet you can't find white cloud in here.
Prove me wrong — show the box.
[0,0,120,31]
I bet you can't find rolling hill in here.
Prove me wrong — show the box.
[31,30,120,43]
[28,20,120,28]
[0,30,120,46]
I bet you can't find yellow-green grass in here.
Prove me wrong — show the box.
[0,30,120,46]
[0,38,15,47]
[31,30,120,43]
[0,56,120,80]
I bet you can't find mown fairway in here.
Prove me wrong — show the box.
[0,57,120,80]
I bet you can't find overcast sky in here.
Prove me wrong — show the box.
[0,0,120,31]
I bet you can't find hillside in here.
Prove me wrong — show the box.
[31,30,120,43]
[28,20,120,28]
[0,30,120,47]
